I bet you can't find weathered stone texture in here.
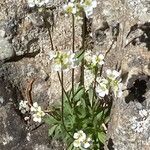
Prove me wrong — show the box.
[0,0,150,149]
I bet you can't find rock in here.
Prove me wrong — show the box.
[0,0,149,149]
[0,76,56,150]
[0,37,15,61]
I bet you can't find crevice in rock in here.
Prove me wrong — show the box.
[125,75,149,103]
[5,49,40,62]
[126,22,150,51]
[107,138,114,150]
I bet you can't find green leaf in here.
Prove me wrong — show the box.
[64,101,73,115]
[98,132,106,144]
[44,116,59,125]
[48,125,57,136]
[73,86,84,101]
[76,49,84,62]
[104,116,110,124]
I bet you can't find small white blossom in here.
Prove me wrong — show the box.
[80,0,97,18]
[85,51,104,69]
[91,54,104,66]
[30,102,39,112]
[31,102,45,123]
[111,80,123,98]
[48,51,57,60]
[63,2,77,14]
[105,69,123,97]
[27,0,51,7]
[73,139,81,148]
[96,82,109,98]
[24,116,30,121]
[52,51,78,72]
[106,69,121,81]
[81,137,92,149]
[73,130,92,149]
[73,130,86,141]
[19,100,30,114]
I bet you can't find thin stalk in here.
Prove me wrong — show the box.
[72,14,75,97]
[47,23,54,51]
[91,68,98,121]
[57,71,73,139]
[43,14,54,51]
[72,14,75,53]
[92,69,98,106]
[57,72,72,107]
[80,12,87,86]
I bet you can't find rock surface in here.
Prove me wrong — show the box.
[0,37,15,61]
[0,0,150,150]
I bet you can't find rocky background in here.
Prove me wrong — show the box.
[0,0,150,150]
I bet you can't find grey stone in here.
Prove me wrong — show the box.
[0,37,15,61]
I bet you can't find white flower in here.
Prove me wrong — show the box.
[91,54,104,66]
[80,0,97,18]
[73,130,92,148]
[48,51,57,60]
[85,51,104,69]
[27,0,36,7]
[24,116,30,121]
[27,0,51,8]
[33,113,42,123]
[111,80,123,98]
[31,102,45,123]
[19,100,30,114]
[85,51,92,62]
[82,137,92,148]
[106,69,121,81]
[63,2,77,14]
[73,130,86,148]
[96,82,109,97]
[73,139,81,148]
[31,102,39,112]
[52,51,78,72]
[73,130,86,141]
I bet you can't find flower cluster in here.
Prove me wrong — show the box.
[130,109,150,133]
[63,0,97,18]
[96,69,123,98]
[84,51,104,71]
[84,51,104,90]
[96,78,109,97]
[27,0,51,7]
[19,100,30,114]
[63,1,77,15]
[49,51,78,72]
[31,102,45,123]
[73,130,92,149]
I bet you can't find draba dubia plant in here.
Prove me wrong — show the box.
[22,0,123,149]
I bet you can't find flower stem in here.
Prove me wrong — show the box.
[80,12,87,86]
[72,14,75,98]
[57,71,73,139]
[92,68,98,106]
[43,12,54,51]
[57,72,72,108]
